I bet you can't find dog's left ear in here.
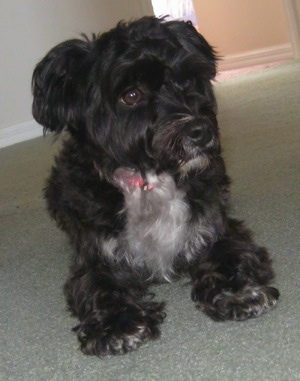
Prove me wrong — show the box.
[32,38,93,134]
[166,20,218,79]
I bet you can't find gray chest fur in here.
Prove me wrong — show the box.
[102,171,217,281]
[123,172,189,280]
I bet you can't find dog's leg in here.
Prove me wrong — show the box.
[190,218,279,321]
[64,265,165,356]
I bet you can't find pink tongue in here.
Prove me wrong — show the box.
[113,168,154,192]
[113,168,144,191]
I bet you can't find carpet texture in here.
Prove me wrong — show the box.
[1,60,300,381]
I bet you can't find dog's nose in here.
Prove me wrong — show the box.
[186,125,212,146]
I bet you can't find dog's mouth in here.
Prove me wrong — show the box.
[110,154,211,193]
[94,114,218,189]
[179,155,211,174]
[112,168,155,193]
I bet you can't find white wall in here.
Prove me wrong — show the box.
[0,0,153,145]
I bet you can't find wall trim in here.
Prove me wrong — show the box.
[218,43,294,71]
[0,120,43,149]
[283,0,300,59]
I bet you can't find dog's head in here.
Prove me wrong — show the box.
[32,16,219,178]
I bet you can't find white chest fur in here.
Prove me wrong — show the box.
[122,171,189,281]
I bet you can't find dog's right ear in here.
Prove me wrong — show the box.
[32,38,93,134]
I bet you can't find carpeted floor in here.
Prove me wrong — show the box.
[1,60,300,381]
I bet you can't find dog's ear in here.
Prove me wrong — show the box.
[166,20,218,79]
[32,38,93,134]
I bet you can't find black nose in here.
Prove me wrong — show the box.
[186,124,212,146]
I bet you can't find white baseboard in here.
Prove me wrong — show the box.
[0,120,43,149]
[218,43,294,71]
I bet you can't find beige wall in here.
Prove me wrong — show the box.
[0,0,153,131]
[193,0,291,57]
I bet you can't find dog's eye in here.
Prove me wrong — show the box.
[121,88,144,106]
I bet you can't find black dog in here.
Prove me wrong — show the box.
[32,16,279,356]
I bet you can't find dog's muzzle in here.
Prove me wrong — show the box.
[156,114,216,152]
[185,120,214,147]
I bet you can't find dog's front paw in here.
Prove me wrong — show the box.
[193,285,279,321]
[73,301,166,356]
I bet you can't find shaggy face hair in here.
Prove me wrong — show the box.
[32,16,279,357]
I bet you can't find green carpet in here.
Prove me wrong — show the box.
[1,60,300,381]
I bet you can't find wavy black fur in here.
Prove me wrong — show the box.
[32,16,279,357]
